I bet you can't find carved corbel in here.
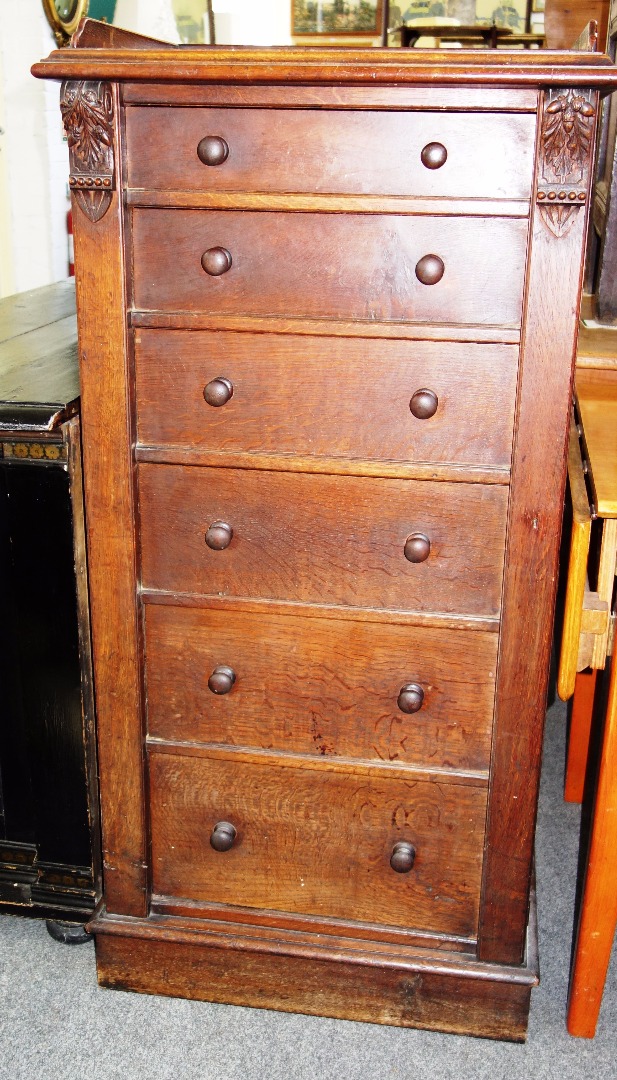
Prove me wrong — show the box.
[537,89,596,238]
[60,80,115,223]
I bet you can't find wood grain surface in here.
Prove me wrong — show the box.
[143,604,498,771]
[478,94,598,965]
[148,751,487,937]
[134,330,519,471]
[94,926,535,1038]
[122,82,539,112]
[126,107,536,200]
[69,88,147,917]
[131,210,528,328]
[138,465,508,617]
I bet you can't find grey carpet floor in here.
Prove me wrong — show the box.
[1,697,616,1080]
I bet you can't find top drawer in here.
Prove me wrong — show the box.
[125,107,536,201]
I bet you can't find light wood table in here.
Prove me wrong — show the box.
[557,352,617,1037]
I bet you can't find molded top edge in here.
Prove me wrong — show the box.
[32,46,617,91]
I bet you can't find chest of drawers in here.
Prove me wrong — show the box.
[33,20,617,1040]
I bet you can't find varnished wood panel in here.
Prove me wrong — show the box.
[94,922,535,1039]
[479,96,598,965]
[131,210,528,329]
[148,752,487,937]
[138,465,508,617]
[122,82,539,111]
[128,190,530,219]
[131,310,521,344]
[144,605,498,771]
[126,108,536,200]
[32,42,617,90]
[134,331,518,471]
[69,87,147,917]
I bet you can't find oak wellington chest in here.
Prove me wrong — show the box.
[33,19,617,1040]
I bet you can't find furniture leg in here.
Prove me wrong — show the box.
[567,655,617,1037]
[565,669,597,804]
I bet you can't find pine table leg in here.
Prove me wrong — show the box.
[565,669,597,804]
[567,656,617,1037]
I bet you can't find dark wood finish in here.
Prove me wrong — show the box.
[390,842,416,873]
[210,821,236,852]
[148,751,486,937]
[0,316,79,432]
[33,21,617,1040]
[122,83,539,111]
[92,912,538,1040]
[0,279,76,343]
[126,108,536,200]
[134,332,519,471]
[32,40,617,89]
[132,209,528,328]
[0,284,99,922]
[138,465,508,617]
[144,605,497,771]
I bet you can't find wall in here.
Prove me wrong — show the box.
[0,0,68,298]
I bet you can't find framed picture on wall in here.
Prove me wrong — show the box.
[475,1,527,29]
[391,2,529,32]
[293,0,383,36]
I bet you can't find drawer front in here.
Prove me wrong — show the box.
[135,330,518,470]
[149,752,487,936]
[138,465,508,617]
[132,209,528,327]
[145,605,498,771]
[126,107,535,200]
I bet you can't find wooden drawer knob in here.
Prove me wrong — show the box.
[201,247,232,276]
[205,521,233,550]
[208,665,236,694]
[390,841,416,874]
[415,254,444,286]
[410,389,438,419]
[397,683,425,714]
[210,821,237,852]
[197,135,229,167]
[421,142,447,170]
[404,533,431,563]
[204,376,233,407]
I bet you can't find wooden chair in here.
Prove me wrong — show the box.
[557,350,617,1038]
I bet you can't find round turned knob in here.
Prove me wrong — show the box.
[397,683,425,714]
[205,521,233,550]
[421,141,448,170]
[201,247,232,276]
[404,533,431,564]
[390,841,416,874]
[210,821,237,852]
[204,376,234,407]
[197,135,229,167]
[415,254,444,286]
[410,388,438,420]
[208,665,236,695]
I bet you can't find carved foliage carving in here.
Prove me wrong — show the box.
[60,81,115,223]
[543,90,595,184]
[537,89,595,239]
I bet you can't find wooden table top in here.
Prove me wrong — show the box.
[0,280,79,434]
[576,367,617,518]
